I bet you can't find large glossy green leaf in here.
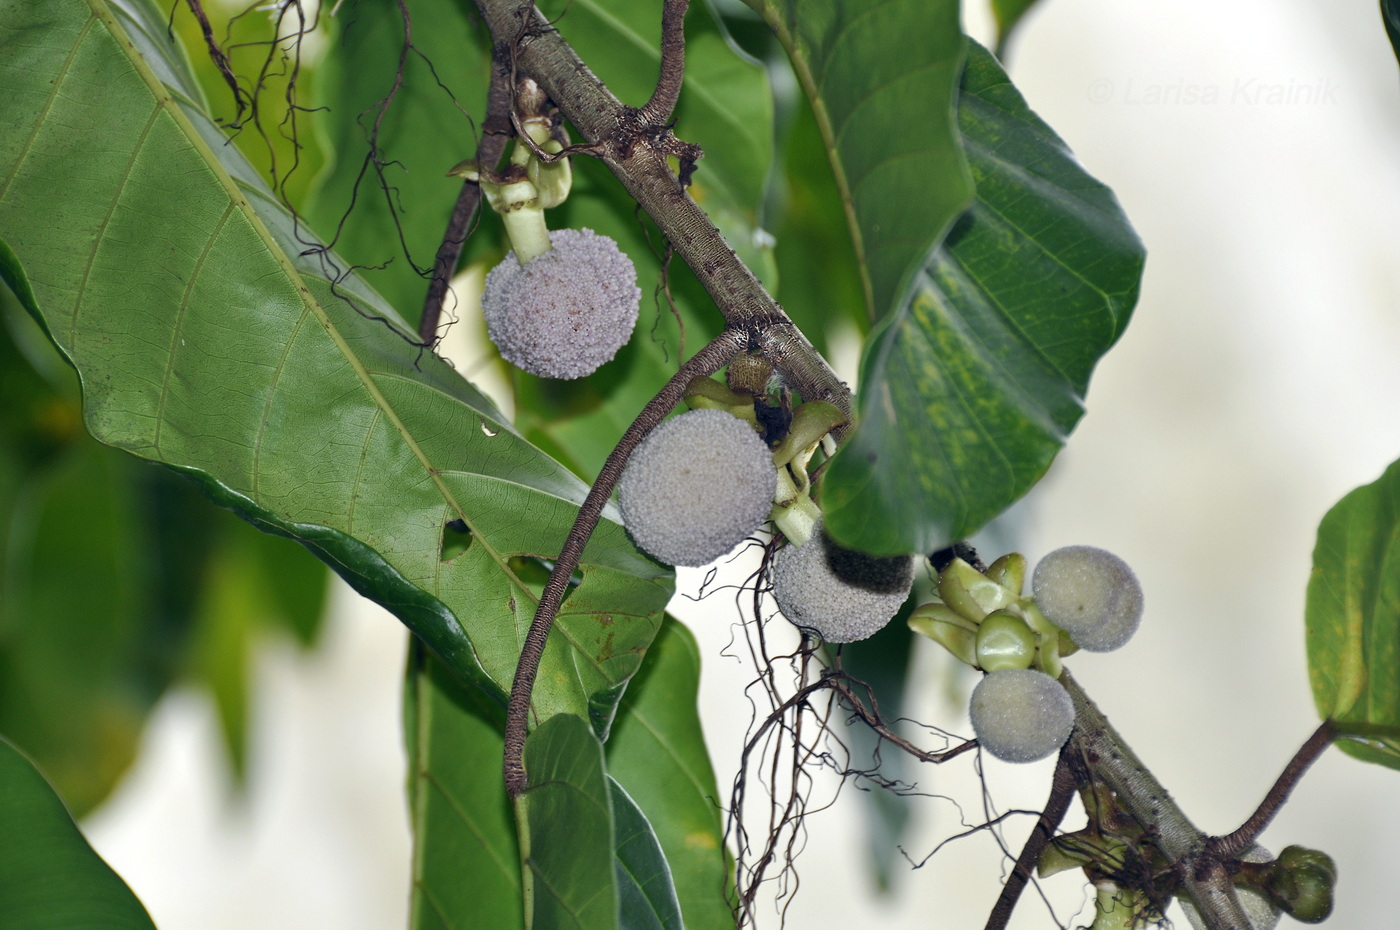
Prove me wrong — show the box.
[744,0,972,321]
[0,736,156,929]
[406,643,523,930]
[1,296,276,811]
[518,713,618,930]
[610,777,684,930]
[1306,457,1400,769]
[406,625,710,930]
[0,286,329,808]
[0,0,670,731]
[822,43,1144,555]
[607,617,731,930]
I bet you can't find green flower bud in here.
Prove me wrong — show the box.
[976,609,1037,672]
[909,602,978,667]
[939,558,1015,622]
[1269,847,1336,923]
[986,553,1027,595]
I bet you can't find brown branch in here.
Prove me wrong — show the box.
[502,328,749,798]
[638,0,691,125]
[1061,670,1254,929]
[1209,720,1337,858]
[984,750,1077,930]
[418,66,513,344]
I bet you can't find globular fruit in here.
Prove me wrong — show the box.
[482,227,640,380]
[771,521,914,644]
[616,409,776,567]
[1031,545,1144,652]
[968,668,1075,763]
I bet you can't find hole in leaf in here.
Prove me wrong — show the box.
[480,418,498,437]
[507,555,582,607]
[440,519,473,561]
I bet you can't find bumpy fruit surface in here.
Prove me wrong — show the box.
[1031,545,1144,652]
[772,522,914,644]
[482,227,640,379]
[616,409,776,567]
[968,668,1075,763]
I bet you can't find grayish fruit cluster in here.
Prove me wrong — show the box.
[482,228,640,380]
[1032,545,1144,652]
[772,521,914,644]
[617,409,777,567]
[968,668,1075,763]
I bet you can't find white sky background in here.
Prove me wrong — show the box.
[84,0,1400,927]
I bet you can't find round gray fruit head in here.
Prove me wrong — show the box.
[1031,545,1144,652]
[617,409,777,567]
[771,522,914,644]
[482,227,640,380]
[968,668,1075,763]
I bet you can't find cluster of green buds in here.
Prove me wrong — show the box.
[910,553,1074,678]
[911,546,1146,763]
[449,80,571,265]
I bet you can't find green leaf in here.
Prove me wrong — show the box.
[0,292,325,807]
[0,1,671,731]
[745,0,973,321]
[607,618,732,930]
[0,735,156,929]
[610,778,684,930]
[990,0,1045,58]
[188,532,257,783]
[189,523,330,780]
[518,713,618,930]
[1305,457,1400,769]
[406,642,523,930]
[822,42,1144,555]
[241,522,329,648]
[769,95,868,353]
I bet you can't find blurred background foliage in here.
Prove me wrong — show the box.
[0,3,333,817]
[0,290,328,817]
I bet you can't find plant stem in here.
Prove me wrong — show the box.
[1209,720,1336,857]
[418,66,512,344]
[502,328,748,798]
[1060,670,1253,929]
[638,0,690,125]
